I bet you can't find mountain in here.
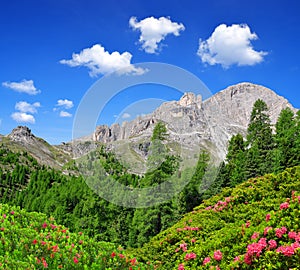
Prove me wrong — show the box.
[1,126,70,168]
[83,82,296,172]
[2,82,296,172]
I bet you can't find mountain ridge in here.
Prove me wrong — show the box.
[87,82,296,171]
[2,82,297,171]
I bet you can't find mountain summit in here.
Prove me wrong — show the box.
[90,83,296,170]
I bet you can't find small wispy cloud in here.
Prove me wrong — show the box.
[60,44,145,76]
[121,112,131,119]
[11,101,40,124]
[2,79,41,95]
[56,99,74,109]
[129,16,185,54]
[59,111,72,118]
[15,101,40,114]
[11,112,35,124]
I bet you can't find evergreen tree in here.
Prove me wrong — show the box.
[273,107,296,172]
[291,110,300,167]
[178,151,209,213]
[226,134,246,186]
[245,99,274,178]
[147,122,168,171]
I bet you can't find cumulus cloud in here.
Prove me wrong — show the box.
[56,99,74,109]
[197,24,267,68]
[129,16,185,54]
[11,112,35,124]
[60,44,145,76]
[59,111,72,118]
[15,101,40,114]
[121,112,131,119]
[2,79,40,95]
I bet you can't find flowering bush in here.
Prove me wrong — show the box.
[130,166,300,269]
[0,204,152,269]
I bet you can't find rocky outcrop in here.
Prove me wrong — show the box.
[6,126,70,168]
[8,126,35,143]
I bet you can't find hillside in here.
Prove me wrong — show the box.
[130,166,300,269]
[2,126,71,169]
[0,203,151,269]
[1,167,299,269]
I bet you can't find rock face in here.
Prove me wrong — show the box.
[92,83,297,165]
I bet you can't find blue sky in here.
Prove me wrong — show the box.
[1,0,299,144]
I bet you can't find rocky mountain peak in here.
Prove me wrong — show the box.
[89,82,296,171]
[8,126,35,143]
[177,92,202,108]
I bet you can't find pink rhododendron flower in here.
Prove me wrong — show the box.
[280,202,289,210]
[213,250,222,261]
[73,257,79,264]
[244,253,252,265]
[203,257,210,265]
[251,232,259,240]
[234,256,240,262]
[185,253,196,260]
[178,263,184,270]
[268,240,277,249]
[276,245,295,256]
[288,231,297,239]
[275,227,287,238]
[265,213,271,221]
[119,253,125,259]
[264,226,272,236]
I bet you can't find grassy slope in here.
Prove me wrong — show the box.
[130,166,300,269]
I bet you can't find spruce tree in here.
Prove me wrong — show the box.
[225,134,246,186]
[273,107,296,172]
[245,99,274,178]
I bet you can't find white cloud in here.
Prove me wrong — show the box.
[129,16,185,54]
[15,101,40,114]
[121,112,131,119]
[59,111,72,118]
[56,99,74,109]
[197,24,267,68]
[2,79,41,95]
[11,112,35,124]
[60,44,145,76]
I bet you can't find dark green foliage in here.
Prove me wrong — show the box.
[225,134,246,186]
[183,151,209,211]
[273,107,296,172]
[245,99,274,178]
